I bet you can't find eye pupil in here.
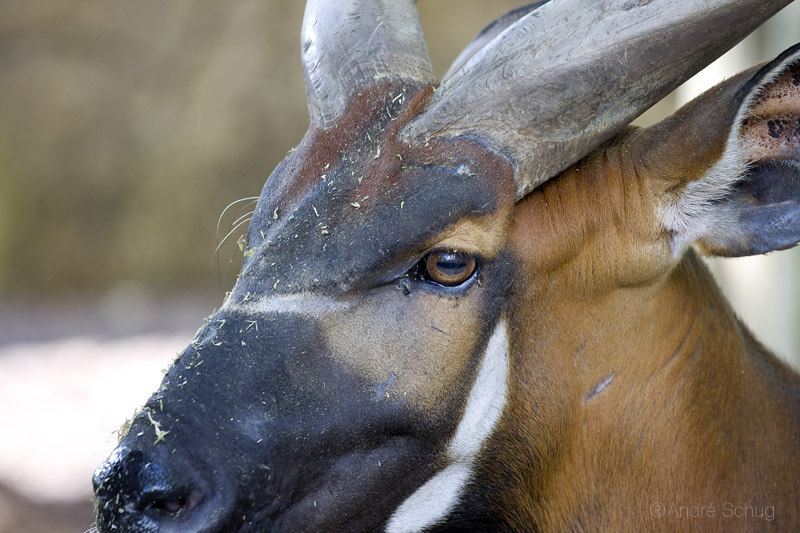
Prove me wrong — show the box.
[424,250,477,287]
[437,257,465,271]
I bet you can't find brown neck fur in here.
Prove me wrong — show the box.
[495,138,800,531]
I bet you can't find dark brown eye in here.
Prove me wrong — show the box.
[423,250,477,287]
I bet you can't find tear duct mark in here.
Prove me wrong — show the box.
[235,110,515,298]
[236,69,514,297]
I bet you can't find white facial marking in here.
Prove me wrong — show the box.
[385,320,509,533]
[384,462,472,533]
[448,320,509,462]
[221,292,351,317]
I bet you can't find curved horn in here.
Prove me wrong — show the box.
[442,1,550,82]
[302,0,434,128]
[406,0,794,200]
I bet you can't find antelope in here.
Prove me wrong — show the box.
[92,0,800,531]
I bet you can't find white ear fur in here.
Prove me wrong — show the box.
[659,46,800,256]
[660,134,750,255]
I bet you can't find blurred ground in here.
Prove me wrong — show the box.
[0,298,214,533]
[0,482,92,533]
[0,2,799,531]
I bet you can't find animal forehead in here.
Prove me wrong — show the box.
[238,82,515,295]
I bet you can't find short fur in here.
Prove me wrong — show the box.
[92,2,800,532]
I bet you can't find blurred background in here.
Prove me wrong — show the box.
[0,1,798,531]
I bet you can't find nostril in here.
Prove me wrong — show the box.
[142,486,204,517]
[93,446,215,531]
[93,445,236,532]
[159,498,185,514]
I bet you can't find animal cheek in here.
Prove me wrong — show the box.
[320,289,483,413]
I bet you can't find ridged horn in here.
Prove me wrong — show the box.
[405,0,794,200]
[302,0,434,128]
[443,1,550,82]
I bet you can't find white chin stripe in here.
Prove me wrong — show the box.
[386,320,510,533]
[385,462,472,533]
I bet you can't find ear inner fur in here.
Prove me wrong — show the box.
[649,45,800,256]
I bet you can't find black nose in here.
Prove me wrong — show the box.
[93,446,227,532]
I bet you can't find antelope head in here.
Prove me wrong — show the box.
[93,1,800,531]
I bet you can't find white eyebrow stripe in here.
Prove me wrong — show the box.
[385,320,509,533]
[221,292,352,316]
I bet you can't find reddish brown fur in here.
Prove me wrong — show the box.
[487,127,800,530]
[264,50,800,531]
[263,80,431,214]
[266,79,515,232]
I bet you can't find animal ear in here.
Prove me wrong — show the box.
[653,44,800,257]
